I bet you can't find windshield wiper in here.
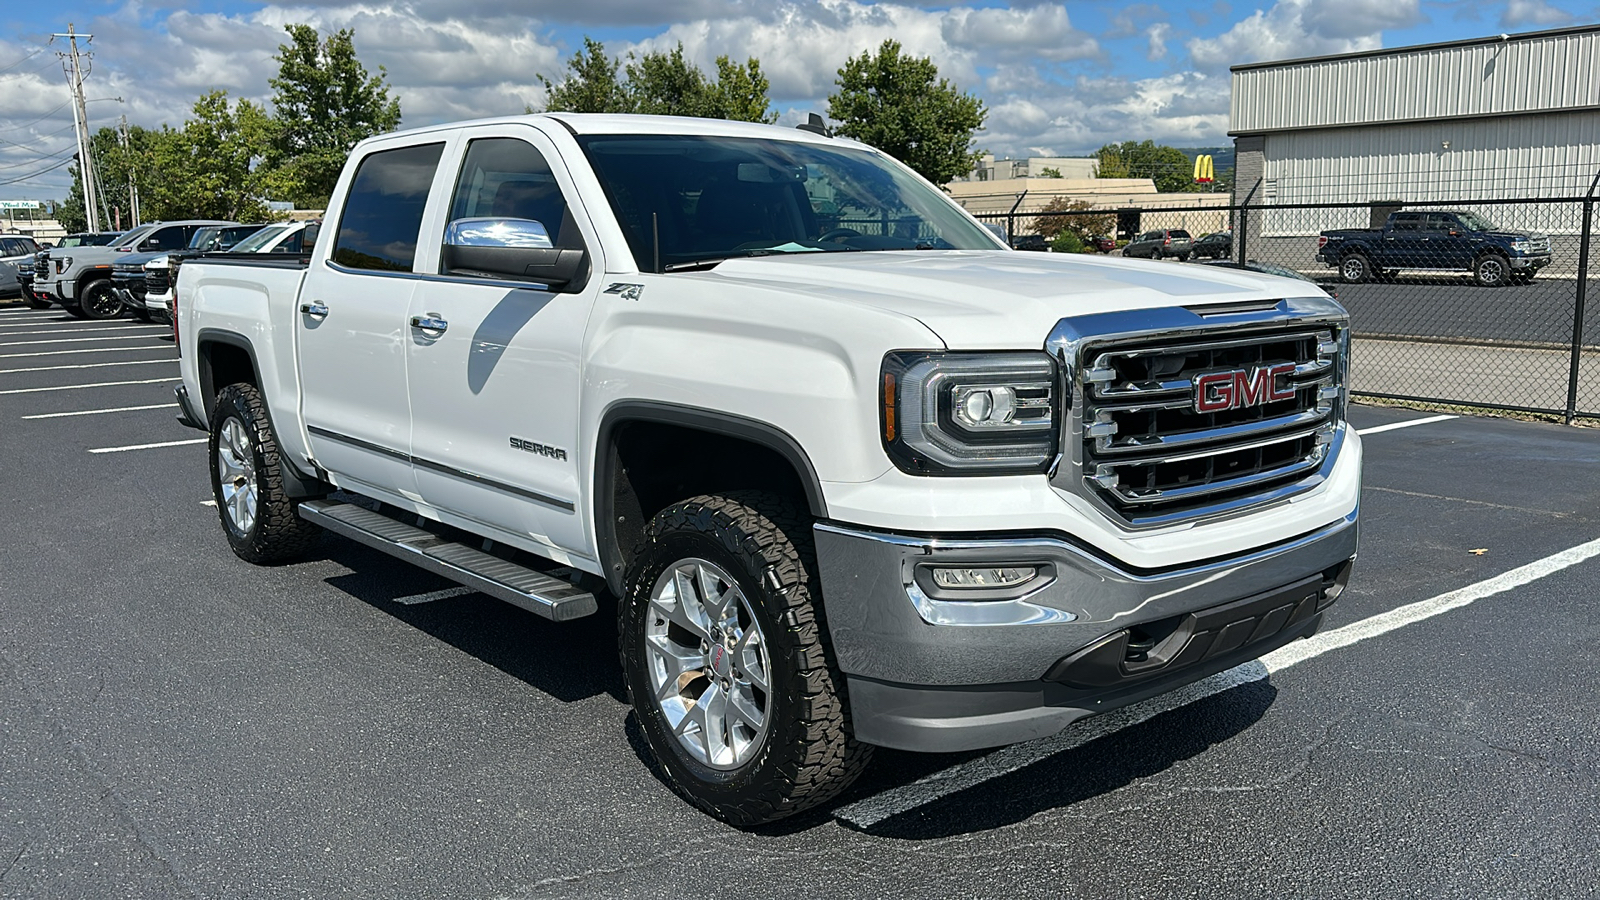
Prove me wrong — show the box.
[661,245,858,273]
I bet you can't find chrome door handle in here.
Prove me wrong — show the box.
[410,314,448,333]
[300,301,329,318]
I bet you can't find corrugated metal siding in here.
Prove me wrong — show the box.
[1232,29,1600,133]
[1258,111,1600,235]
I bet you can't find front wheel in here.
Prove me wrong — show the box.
[209,382,323,564]
[620,492,872,826]
[1474,253,1510,288]
[79,280,124,320]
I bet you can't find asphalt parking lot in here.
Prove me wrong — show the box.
[2,302,1599,899]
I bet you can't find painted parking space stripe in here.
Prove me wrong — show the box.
[834,534,1600,829]
[88,437,207,454]
[0,377,178,396]
[392,586,477,605]
[0,355,176,373]
[0,334,169,348]
[23,403,173,420]
[0,319,162,329]
[0,346,173,360]
[1356,414,1459,436]
[0,326,167,337]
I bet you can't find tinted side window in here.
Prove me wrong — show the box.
[1423,213,1456,231]
[0,239,20,256]
[146,227,191,251]
[446,138,576,248]
[333,143,445,272]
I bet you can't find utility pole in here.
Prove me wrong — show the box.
[52,24,99,233]
[119,114,140,227]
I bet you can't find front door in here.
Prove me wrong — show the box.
[404,129,601,563]
[298,141,447,501]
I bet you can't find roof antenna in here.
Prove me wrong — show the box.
[796,113,831,137]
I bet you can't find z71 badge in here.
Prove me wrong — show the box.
[509,436,568,461]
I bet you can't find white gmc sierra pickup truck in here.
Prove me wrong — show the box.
[175,113,1360,825]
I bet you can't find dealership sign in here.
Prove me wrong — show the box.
[0,200,43,210]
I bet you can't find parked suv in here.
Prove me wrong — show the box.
[1123,229,1193,261]
[1192,230,1232,260]
[1,234,43,302]
[37,220,234,318]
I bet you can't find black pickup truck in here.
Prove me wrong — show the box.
[1317,210,1551,287]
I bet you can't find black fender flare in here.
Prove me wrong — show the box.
[593,400,829,595]
[195,328,327,500]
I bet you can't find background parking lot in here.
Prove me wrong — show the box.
[2,303,1598,899]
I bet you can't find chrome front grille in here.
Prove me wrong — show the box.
[1047,297,1348,529]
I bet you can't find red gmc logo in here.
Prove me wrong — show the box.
[1194,363,1298,413]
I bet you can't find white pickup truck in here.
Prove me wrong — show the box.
[175,113,1360,825]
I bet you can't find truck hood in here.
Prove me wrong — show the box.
[701,250,1330,349]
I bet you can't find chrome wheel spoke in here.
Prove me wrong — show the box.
[644,557,773,770]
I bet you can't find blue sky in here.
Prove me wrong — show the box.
[2,0,1597,200]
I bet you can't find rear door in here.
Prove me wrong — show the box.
[297,141,447,501]
[404,126,603,561]
[1385,213,1423,267]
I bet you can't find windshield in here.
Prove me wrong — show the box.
[576,134,1002,271]
[112,225,156,249]
[230,223,293,253]
[1454,212,1499,232]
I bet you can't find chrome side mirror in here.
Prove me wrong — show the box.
[442,217,587,290]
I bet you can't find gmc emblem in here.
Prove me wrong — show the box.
[1194,363,1297,413]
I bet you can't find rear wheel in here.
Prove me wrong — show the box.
[620,492,871,825]
[1339,252,1372,284]
[209,383,323,564]
[1177,253,1191,262]
[1474,253,1510,288]
[79,279,124,319]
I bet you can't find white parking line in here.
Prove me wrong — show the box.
[0,358,176,375]
[0,377,178,395]
[834,534,1600,829]
[392,586,476,605]
[23,403,173,419]
[0,334,167,348]
[0,346,173,360]
[201,500,216,507]
[88,437,206,454]
[1356,414,1459,436]
[0,326,166,337]
[0,319,158,329]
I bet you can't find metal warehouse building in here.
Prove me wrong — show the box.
[1230,24,1600,241]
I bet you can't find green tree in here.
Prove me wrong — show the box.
[1093,140,1198,193]
[538,37,631,113]
[1039,167,1063,178]
[262,24,401,208]
[538,39,774,123]
[1029,197,1114,245]
[827,40,986,185]
[142,91,272,222]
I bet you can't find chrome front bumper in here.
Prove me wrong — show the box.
[815,511,1358,752]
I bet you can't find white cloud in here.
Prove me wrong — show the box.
[1147,22,1172,60]
[1500,0,1575,27]
[941,5,1098,61]
[1188,0,1423,68]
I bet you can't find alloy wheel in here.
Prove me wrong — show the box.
[643,558,772,770]
[215,417,259,535]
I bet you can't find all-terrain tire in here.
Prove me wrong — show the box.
[208,382,323,564]
[620,491,872,826]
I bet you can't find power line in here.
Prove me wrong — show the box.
[0,147,73,170]
[0,102,72,133]
[0,47,44,74]
[0,155,73,186]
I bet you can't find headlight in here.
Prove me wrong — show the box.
[55,257,71,273]
[1510,240,1530,252]
[881,351,1058,475]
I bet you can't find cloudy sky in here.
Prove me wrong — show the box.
[1,0,1596,200]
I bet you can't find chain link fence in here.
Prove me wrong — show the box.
[977,180,1600,423]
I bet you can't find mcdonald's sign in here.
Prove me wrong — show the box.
[1193,155,1215,184]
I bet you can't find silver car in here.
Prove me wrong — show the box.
[0,234,43,299]
[1123,228,1194,261]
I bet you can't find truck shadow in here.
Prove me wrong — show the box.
[318,540,626,705]
[827,676,1278,839]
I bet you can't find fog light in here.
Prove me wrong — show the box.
[930,566,1038,589]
